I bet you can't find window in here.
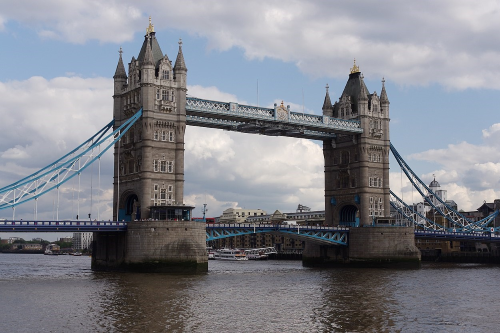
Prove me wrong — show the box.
[167,161,174,173]
[154,184,159,191]
[169,131,175,142]
[162,70,169,80]
[171,91,175,102]
[153,160,158,172]
[156,89,160,100]
[154,131,159,140]
[161,131,166,141]
[160,160,166,172]
[160,189,166,200]
[162,90,167,101]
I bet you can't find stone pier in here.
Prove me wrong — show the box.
[92,221,208,273]
[303,226,421,268]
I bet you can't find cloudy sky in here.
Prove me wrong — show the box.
[1,1,500,239]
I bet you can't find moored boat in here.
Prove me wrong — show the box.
[214,248,248,261]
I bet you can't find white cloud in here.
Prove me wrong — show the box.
[3,1,500,88]
[393,123,500,211]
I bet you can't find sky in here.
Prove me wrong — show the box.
[1,0,500,240]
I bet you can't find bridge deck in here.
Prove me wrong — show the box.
[185,97,362,140]
[0,220,127,232]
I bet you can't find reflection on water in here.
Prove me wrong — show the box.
[1,255,500,332]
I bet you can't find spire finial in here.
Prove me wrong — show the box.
[325,83,329,93]
[118,47,123,57]
[178,38,183,47]
[350,58,360,74]
[382,77,386,86]
[146,16,154,35]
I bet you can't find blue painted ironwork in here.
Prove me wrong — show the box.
[415,230,500,242]
[0,220,126,232]
[185,97,362,140]
[206,223,349,246]
[0,109,143,210]
[390,143,500,232]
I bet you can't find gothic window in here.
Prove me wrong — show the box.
[169,131,175,142]
[154,184,159,191]
[161,131,166,141]
[162,90,167,101]
[168,185,173,192]
[160,160,166,173]
[160,189,166,200]
[156,89,160,100]
[154,131,159,140]
[167,161,174,173]
[153,160,158,172]
[162,70,169,80]
[171,91,175,102]
[128,160,134,174]
[341,174,349,189]
[341,151,349,164]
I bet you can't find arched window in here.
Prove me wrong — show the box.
[341,151,350,164]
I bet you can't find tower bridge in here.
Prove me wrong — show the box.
[2,19,499,271]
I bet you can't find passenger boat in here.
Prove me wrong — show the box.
[214,248,248,261]
[244,247,277,260]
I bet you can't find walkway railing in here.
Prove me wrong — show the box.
[0,220,127,232]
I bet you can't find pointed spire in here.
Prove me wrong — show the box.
[322,83,332,110]
[358,74,369,101]
[114,47,127,79]
[143,35,154,67]
[380,77,389,103]
[174,38,187,71]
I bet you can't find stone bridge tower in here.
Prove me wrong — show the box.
[322,61,391,227]
[93,19,206,273]
[112,19,192,221]
[304,62,419,268]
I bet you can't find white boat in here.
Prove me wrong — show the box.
[208,250,216,260]
[244,247,277,260]
[214,248,248,261]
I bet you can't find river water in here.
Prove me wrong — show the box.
[0,254,499,333]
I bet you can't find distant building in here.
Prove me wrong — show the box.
[8,237,22,244]
[218,208,267,223]
[22,244,43,251]
[59,237,73,243]
[73,232,93,250]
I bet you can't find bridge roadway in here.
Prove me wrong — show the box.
[1,220,500,244]
[185,97,363,140]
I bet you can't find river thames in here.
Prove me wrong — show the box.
[0,254,499,332]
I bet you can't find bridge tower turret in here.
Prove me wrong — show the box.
[307,61,419,268]
[323,60,391,227]
[111,19,192,222]
[94,18,206,273]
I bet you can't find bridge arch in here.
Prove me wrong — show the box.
[339,204,359,227]
[119,191,140,221]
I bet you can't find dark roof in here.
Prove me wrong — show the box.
[137,32,164,68]
[340,72,369,104]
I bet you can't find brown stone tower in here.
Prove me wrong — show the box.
[322,61,391,227]
[112,19,192,221]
